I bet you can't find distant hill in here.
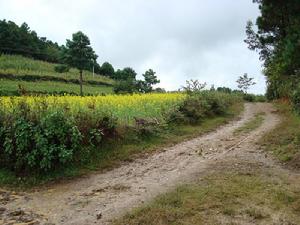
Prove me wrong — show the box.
[0,55,114,96]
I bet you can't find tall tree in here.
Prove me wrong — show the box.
[245,0,300,99]
[64,31,97,96]
[236,73,256,93]
[137,69,160,93]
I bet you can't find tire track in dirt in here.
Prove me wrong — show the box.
[1,103,280,225]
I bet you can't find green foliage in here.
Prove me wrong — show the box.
[0,20,62,62]
[1,111,82,173]
[255,95,267,102]
[182,79,207,93]
[113,68,162,94]
[261,102,300,166]
[0,92,242,177]
[63,31,97,71]
[98,62,115,77]
[63,31,98,96]
[113,79,137,94]
[54,64,70,73]
[0,79,113,96]
[113,67,137,80]
[217,87,232,93]
[137,69,160,93]
[112,68,139,93]
[246,0,300,99]
[0,54,114,86]
[243,93,255,102]
[292,85,300,114]
[169,91,242,124]
[153,87,166,93]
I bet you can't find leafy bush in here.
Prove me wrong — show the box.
[179,95,211,123]
[255,95,267,102]
[1,111,82,173]
[173,91,241,124]
[243,94,255,102]
[134,117,162,137]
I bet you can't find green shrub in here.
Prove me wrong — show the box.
[176,91,241,124]
[179,95,211,123]
[243,94,255,102]
[1,111,82,173]
[255,95,267,102]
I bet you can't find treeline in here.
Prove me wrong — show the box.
[0,20,62,63]
[245,0,300,101]
[0,20,112,76]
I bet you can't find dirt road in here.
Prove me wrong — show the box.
[0,103,283,225]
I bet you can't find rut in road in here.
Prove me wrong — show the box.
[1,103,280,225]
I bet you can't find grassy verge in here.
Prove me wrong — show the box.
[260,102,300,167]
[234,112,265,135]
[114,172,300,225]
[0,78,113,96]
[0,103,243,188]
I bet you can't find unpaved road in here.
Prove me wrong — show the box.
[0,103,286,225]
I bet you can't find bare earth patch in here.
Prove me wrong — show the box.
[2,103,299,225]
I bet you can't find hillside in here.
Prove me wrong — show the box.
[0,54,114,95]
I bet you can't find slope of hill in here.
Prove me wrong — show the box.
[0,54,114,95]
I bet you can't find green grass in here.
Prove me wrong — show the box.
[0,54,114,85]
[0,78,113,96]
[0,103,243,188]
[114,172,300,225]
[260,102,300,165]
[234,112,265,135]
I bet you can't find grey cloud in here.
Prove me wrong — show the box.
[0,0,264,93]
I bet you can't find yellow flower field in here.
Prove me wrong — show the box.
[0,93,186,124]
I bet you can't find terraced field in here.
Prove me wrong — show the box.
[0,54,114,96]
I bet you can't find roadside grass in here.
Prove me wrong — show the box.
[0,103,243,188]
[234,112,265,135]
[260,102,300,166]
[114,172,300,225]
[0,78,113,96]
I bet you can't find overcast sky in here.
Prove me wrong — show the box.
[0,0,265,93]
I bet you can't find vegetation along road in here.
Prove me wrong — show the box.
[2,102,299,225]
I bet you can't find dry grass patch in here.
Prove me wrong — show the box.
[260,102,300,168]
[114,172,300,225]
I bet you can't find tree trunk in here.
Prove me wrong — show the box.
[79,70,83,96]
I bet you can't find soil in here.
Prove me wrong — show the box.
[1,103,298,225]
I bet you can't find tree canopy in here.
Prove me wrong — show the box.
[63,31,98,96]
[113,67,137,80]
[0,20,62,62]
[137,69,160,93]
[245,0,300,99]
[98,62,115,77]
